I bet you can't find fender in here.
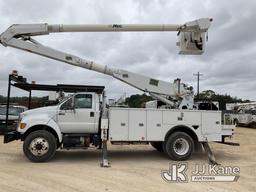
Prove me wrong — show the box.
[18,113,62,142]
[164,125,202,142]
[46,119,63,142]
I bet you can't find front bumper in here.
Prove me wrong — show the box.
[0,121,18,134]
[4,131,21,143]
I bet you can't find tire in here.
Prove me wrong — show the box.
[150,142,164,152]
[23,130,57,162]
[164,132,194,161]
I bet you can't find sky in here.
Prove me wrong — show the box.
[0,0,256,101]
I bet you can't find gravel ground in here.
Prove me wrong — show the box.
[0,127,255,192]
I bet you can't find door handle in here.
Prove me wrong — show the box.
[58,111,65,115]
[90,112,94,117]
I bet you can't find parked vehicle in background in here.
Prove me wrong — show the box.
[194,101,219,110]
[0,105,27,133]
[231,109,256,127]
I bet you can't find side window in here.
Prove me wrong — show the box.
[75,94,92,109]
[60,98,72,110]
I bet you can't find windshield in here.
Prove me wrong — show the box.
[0,106,24,116]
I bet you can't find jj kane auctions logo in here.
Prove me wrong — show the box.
[161,163,240,182]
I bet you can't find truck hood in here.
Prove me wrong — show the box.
[21,105,58,118]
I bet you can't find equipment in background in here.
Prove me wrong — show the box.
[195,101,219,110]
[0,105,27,134]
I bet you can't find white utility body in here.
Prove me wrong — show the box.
[109,108,223,142]
[0,18,236,167]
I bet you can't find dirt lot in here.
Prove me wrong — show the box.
[0,127,255,192]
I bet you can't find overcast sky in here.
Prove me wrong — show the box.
[0,0,256,100]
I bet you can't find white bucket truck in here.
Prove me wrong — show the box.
[0,18,236,166]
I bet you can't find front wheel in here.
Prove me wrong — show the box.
[23,130,57,162]
[164,132,194,161]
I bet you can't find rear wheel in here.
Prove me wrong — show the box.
[150,142,163,152]
[23,130,57,162]
[164,132,194,161]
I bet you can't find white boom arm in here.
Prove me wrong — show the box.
[0,18,212,109]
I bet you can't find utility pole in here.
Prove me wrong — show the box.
[193,72,203,100]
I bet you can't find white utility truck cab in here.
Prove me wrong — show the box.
[9,91,104,162]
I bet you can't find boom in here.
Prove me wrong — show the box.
[0,18,212,109]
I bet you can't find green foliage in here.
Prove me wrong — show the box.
[125,94,153,108]
[125,90,250,110]
[0,90,250,110]
[196,90,250,110]
[0,95,48,104]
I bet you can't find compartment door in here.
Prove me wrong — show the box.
[202,112,221,141]
[109,109,128,141]
[147,110,162,141]
[129,110,146,141]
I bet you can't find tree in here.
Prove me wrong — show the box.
[125,94,153,108]
[196,90,249,110]
[125,90,250,110]
[0,95,48,104]
[199,90,215,99]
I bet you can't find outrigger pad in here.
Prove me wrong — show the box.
[100,159,110,168]
[100,140,110,168]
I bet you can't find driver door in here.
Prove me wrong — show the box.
[57,93,96,133]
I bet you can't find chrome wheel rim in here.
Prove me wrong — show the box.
[173,138,189,155]
[29,137,49,156]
